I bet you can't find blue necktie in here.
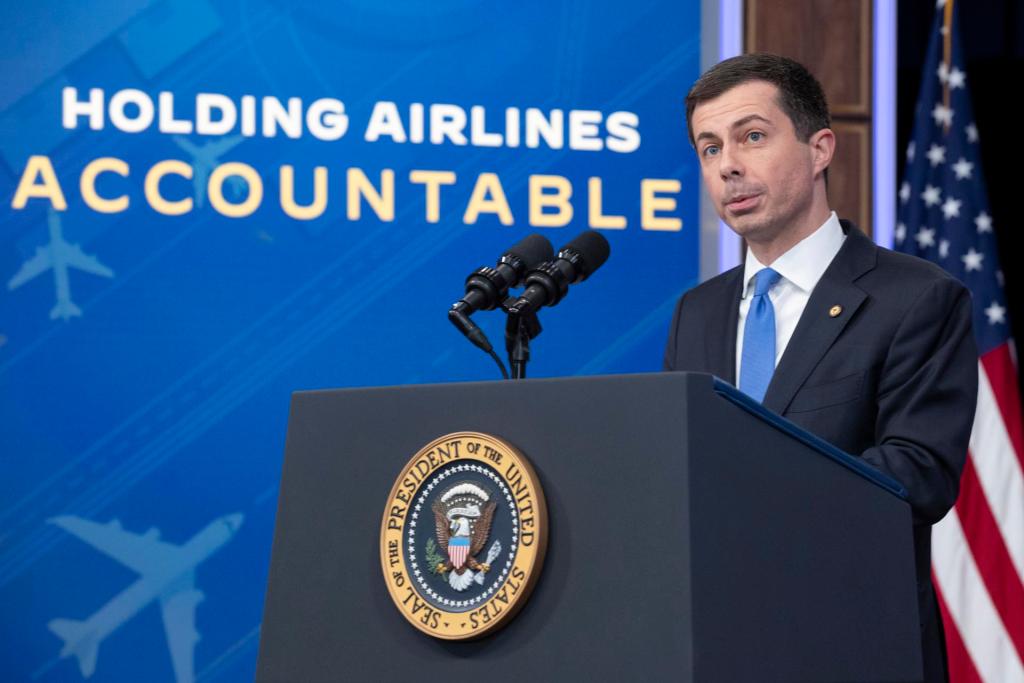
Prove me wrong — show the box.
[740,267,782,403]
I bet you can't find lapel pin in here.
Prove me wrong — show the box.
[829,305,842,318]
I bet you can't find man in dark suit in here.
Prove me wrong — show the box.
[663,53,978,682]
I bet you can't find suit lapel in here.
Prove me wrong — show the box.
[762,222,877,415]
[704,266,744,385]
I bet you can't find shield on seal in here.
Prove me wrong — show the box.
[448,535,470,569]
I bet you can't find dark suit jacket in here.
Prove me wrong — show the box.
[663,221,978,682]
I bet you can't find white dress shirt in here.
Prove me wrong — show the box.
[735,211,846,379]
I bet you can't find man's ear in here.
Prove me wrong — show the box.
[809,128,836,176]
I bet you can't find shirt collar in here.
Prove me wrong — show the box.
[741,211,846,299]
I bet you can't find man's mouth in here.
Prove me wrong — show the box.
[725,193,761,211]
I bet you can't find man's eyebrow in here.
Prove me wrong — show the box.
[694,114,773,143]
[730,113,772,129]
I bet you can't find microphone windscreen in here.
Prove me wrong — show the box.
[561,231,610,278]
[507,233,554,268]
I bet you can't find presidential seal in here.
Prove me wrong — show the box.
[380,431,548,640]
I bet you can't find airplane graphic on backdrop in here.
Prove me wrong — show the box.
[7,209,114,320]
[173,135,245,207]
[47,513,244,682]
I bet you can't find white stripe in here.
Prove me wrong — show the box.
[933,509,1024,682]
[971,362,1024,580]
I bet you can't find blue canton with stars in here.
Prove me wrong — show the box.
[895,0,1008,356]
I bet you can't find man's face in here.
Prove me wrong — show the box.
[690,81,823,245]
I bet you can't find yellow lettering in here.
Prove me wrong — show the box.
[587,177,625,229]
[463,172,513,226]
[280,165,327,220]
[529,174,572,227]
[144,160,193,216]
[11,156,67,210]
[641,179,682,231]
[346,168,395,221]
[209,162,263,218]
[80,157,129,213]
[409,169,456,223]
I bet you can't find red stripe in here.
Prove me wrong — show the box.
[935,578,984,683]
[981,344,1024,470]
[954,452,1024,662]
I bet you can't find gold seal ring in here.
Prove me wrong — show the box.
[380,431,548,639]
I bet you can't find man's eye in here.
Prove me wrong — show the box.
[703,145,719,157]
[748,131,763,142]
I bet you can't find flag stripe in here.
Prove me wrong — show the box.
[970,359,1024,580]
[955,452,1024,660]
[981,344,1024,469]
[932,509,1024,682]
[935,579,985,683]
[894,5,1022,681]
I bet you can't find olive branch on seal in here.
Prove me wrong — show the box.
[425,538,447,576]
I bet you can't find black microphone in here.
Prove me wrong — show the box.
[449,234,554,351]
[506,231,610,316]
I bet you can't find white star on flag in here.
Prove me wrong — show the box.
[907,141,916,162]
[941,197,962,219]
[926,144,947,166]
[984,301,1006,325]
[966,123,978,142]
[932,103,954,127]
[961,247,984,272]
[947,67,966,89]
[900,181,911,203]
[922,185,942,207]
[952,158,974,179]
[895,223,907,244]
[915,227,936,248]
[975,211,992,233]
[939,239,950,259]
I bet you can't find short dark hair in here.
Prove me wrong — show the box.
[684,53,831,147]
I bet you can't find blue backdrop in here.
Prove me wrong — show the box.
[0,1,701,680]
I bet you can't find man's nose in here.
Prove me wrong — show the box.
[718,146,743,179]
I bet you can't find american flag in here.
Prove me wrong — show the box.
[895,2,1024,681]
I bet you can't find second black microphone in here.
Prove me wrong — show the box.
[507,231,611,316]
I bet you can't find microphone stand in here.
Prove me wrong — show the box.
[502,298,541,380]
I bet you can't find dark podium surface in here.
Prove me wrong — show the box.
[257,372,922,682]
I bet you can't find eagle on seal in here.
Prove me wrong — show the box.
[432,482,497,576]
